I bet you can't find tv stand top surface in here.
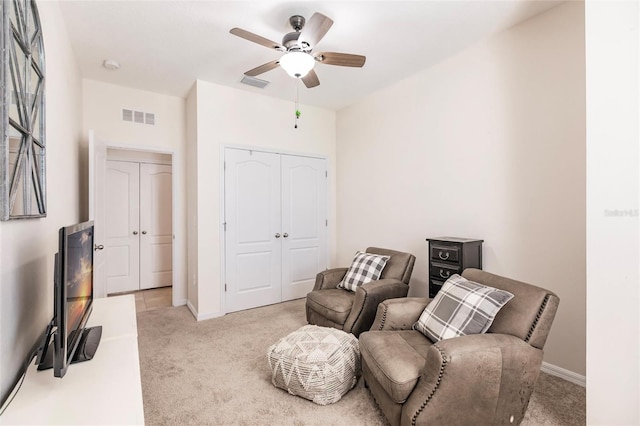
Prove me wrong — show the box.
[1,295,144,425]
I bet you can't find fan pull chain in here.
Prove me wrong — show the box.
[294,79,301,129]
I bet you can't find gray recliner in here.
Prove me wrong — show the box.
[306,247,416,337]
[359,268,560,426]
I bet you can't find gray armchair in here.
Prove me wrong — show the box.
[359,268,560,426]
[306,247,416,337]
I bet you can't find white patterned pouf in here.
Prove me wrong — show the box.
[267,325,360,405]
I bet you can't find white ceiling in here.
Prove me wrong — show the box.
[58,1,563,111]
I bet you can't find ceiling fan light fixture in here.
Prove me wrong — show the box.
[279,51,315,78]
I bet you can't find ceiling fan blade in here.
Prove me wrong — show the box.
[230,27,284,51]
[245,60,280,77]
[316,52,366,67]
[302,69,320,88]
[299,12,333,47]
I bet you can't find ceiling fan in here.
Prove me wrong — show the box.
[229,12,366,88]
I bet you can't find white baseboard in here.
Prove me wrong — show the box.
[541,361,586,387]
[186,300,198,319]
[186,300,223,321]
[196,311,224,321]
[173,298,187,307]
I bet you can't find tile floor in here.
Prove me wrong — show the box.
[135,286,172,313]
[109,287,173,314]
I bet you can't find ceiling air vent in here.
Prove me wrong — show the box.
[240,75,269,89]
[122,108,155,126]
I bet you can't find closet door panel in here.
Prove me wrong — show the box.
[139,164,173,290]
[105,161,140,294]
[281,155,327,301]
[225,149,282,313]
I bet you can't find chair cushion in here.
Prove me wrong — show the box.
[338,251,390,292]
[413,274,514,342]
[306,289,355,325]
[359,330,432,404]
[462,268,559,349]
[367,247,415,284]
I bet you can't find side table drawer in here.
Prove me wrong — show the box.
[430,244,460,263]
[429,279,445,298]
[430,262,461,281]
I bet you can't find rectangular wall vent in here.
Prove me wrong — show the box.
[240,75,270,89]
[122,109,133,122]
[122,108,156,126]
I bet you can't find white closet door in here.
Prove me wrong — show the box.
[225,149,282,313]
[105,161,140,294]
[281,155,327,300]
[139,164,173,290]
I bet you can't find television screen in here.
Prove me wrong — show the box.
[63,225,94,357]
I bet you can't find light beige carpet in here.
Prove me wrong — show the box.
[137,299,585,425]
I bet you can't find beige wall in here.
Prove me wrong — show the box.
[586,0,639,423]
[185,86,199,311]
[0,0,83,403]
[188,80,336,319]
[81,80,187,304]
[336,2,585,375]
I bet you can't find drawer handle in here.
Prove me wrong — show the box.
[438,251,450,260]
[439,270,451,279]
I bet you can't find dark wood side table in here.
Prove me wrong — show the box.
[426,237,484,298]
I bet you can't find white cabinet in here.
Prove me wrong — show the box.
[105,161,172,294]
[224,148,327,313]
[1,296,145,425]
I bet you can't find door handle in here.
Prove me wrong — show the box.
[133,231,138,235]
[142,231,147,235]
[283,233,289,238]
[275,233,281,238]
[94,244,104,251]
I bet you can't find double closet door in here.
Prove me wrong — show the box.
[105,161,173,294]
[224,148,327,313]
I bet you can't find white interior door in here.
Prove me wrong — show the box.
[139,164,173,290]
[105,161,140,294]
[224,149,281,313]
[281,155,327,300]
[89,133,107,298]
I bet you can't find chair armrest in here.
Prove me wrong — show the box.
[370,297,430,331]
[343,279,409,337]
[401,333,543,426]
[313,268,348,290]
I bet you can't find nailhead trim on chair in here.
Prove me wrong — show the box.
[376,303,389,331]
[411,345,448,426]
[525,293,550,343]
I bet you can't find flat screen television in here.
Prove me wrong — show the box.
[36,220,102,378]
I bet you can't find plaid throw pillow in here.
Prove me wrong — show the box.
[337,251,390,292]
[413,274,513,342]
